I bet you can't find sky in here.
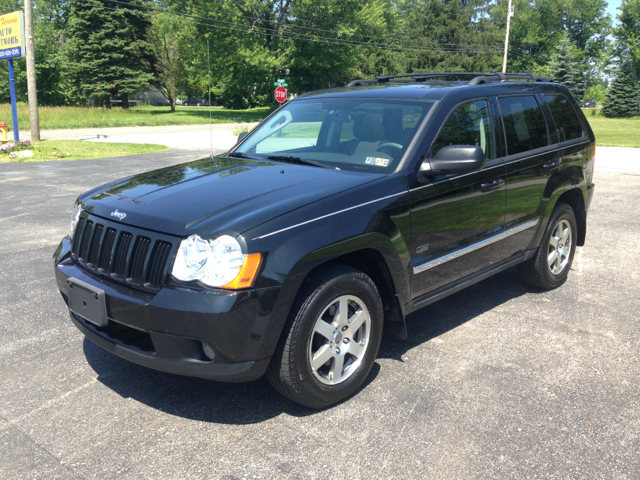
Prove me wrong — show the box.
[606,0,623,25]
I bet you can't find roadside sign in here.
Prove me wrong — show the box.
[0,11,25,60]
[0,10,23,143]
[274,78,288,88]
[275,86,287,103]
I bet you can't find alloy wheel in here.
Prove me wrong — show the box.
[548,219,572,275]
[308,295,371,386]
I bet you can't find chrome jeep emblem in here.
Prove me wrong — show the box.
[110,209,127,221]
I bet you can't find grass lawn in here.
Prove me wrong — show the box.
[0,104,271,130]
[1,140,168,163]
[582,109,640,148]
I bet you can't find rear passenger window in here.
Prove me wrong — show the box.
[432,99,494,160]
[498,96,548,155]
[544,94,584,142]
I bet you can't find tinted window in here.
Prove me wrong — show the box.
[544,94,584,142]
[498,96,548,155]
[432,99,494,160]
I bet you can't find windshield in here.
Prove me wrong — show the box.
[235,98,434,173]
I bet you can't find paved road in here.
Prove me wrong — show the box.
[1,151,639,479]
[19,123,259,151]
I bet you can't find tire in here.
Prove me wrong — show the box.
[517,203,578,290]
[266,265,384,408]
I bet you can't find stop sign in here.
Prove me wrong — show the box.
[274,86,287,103]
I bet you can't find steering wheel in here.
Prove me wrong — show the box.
[376,142,403,153]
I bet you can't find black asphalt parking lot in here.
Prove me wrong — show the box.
[1,151,638,479]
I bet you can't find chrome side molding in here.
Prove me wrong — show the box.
[413,218,540,275]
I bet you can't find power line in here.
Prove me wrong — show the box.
[70,0,531,62]
[88,0,507,53]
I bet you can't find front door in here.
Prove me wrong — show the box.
[408,98,507,300]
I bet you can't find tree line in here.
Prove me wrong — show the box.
[0,0,638,114]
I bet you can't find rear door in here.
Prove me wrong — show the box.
[498,94,558,257]
[408,98,507,299]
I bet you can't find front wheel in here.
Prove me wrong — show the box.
[266,265,384,408]
[518,203,577,289]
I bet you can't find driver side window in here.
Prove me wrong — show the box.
[432,99,494,161]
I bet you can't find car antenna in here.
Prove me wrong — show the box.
[207,39,213,159]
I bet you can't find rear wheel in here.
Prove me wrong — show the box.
[266,265,383,408]
[518,203,577,289]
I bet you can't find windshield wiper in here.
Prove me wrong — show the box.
[266,155,325,168]
[227,151,259,160]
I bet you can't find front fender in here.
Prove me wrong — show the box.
[244,174,411,302]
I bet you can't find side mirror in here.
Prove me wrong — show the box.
[237,131,249,143]
[418,145,485,182]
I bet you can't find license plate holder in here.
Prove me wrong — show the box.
[67,278,108,327]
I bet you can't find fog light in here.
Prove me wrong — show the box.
[202,343,216,361]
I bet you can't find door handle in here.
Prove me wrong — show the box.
[481,178,505,192]
[544,160,561,169]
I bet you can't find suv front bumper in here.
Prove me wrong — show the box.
[53,238,294,382]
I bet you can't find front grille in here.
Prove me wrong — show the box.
[71,213,176,291]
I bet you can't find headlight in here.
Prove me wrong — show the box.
[69,204,82,241]
[172,234,262,289]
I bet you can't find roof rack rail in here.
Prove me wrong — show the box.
[347,70,554,87]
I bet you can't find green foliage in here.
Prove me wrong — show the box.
[149,14,197,111]
[402,0,502,73]
[491,0,611,74]
[66,0,157,105]
[0,0,619,110]
[583,84,607,104]
[615,0,640,79]
[0,103,270,130]
[601,59,640,118]
[547,35,586,100]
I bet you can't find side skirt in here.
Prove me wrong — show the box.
[406,250,534,315]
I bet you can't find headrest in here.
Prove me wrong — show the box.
[353,114,384,142]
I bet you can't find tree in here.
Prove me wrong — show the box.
[615,0,640,79]
[601,59,640,118]
[0,0,73,105]
[66,0,157,108]
[402,0,502,74]
[583,84,607,104]
[491,0,611,75]
[150,15,194,111]
[547,34,586,100]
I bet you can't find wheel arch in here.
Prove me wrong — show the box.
[311,248,403,319]
[556,188,586,246]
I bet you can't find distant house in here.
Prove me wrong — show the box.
[130,85,169,106]
[85,86,169,107]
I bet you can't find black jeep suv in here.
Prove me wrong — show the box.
[54,72,596,408]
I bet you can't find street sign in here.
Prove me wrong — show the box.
[274,78,288,88]
[0,11,25,60]
[275,86,287,103]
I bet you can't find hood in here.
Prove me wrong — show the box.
[80,156,383,237]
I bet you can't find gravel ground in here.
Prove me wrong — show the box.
[0,149,638,479]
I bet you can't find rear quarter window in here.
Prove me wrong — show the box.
[498,96,549,155]
[544,94,584,142]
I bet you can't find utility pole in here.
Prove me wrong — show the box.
[502,0,514,74]
[24,0,40,142]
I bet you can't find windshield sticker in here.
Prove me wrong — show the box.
[365,157,390,167]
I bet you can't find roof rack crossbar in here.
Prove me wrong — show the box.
[347,71,554,87]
